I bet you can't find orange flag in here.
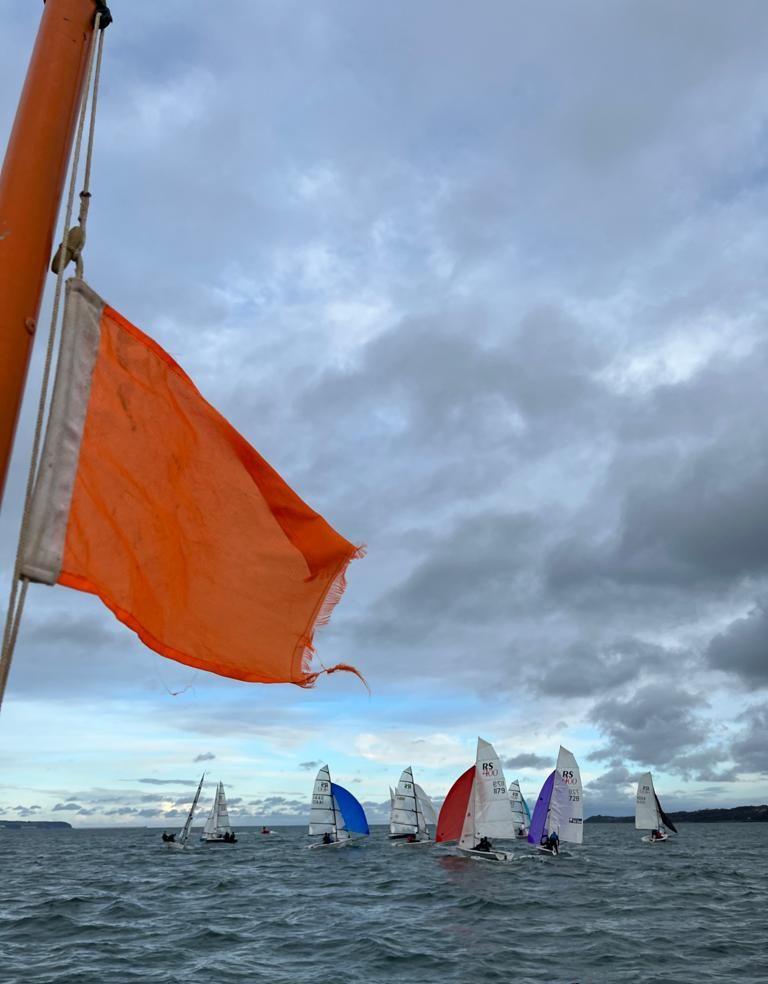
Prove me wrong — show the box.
[21,279,363,687]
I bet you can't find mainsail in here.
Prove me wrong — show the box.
[527,746,584,846]
[202,781,233,840]
[508,779,529,836]
[178,773,205,847]
[309,765,348,842]
[551,746,583,844]
[389,767,435,839]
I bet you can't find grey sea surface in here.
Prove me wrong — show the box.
[0,823,765,984]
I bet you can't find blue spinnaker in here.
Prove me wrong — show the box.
[527,770,555,845]
[331,783,370,835]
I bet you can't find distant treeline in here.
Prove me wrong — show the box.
[0,820,73,830]
[587,805,768,823]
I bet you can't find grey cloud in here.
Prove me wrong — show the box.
[583,764,637,815]
[527,639,670,699]
[729,703,768,776]
[707,604,768,687]
[52,803,83,812]
[503,753,550,770]
[193,752,216,762]
[298,761,322,771]
[590,684,711,768]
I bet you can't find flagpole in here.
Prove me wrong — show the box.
[0,0,100,507]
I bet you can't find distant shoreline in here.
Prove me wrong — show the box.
[0,820,73,830]
[586,805,768,823]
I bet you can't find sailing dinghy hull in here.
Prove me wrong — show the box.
[459,847,514,863]
[307,838,353,850]
[641,833,669,843]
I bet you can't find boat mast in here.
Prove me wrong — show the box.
[0,0,107,504]
[181,773,205,844]
[410,770,422,837]
[329,770,339,838]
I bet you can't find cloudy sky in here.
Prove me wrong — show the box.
[1,0,767,828]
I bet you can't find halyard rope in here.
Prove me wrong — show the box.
[0,12,106,713]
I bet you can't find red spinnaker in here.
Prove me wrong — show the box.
[435,766,475,843]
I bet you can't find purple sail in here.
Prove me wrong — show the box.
[527,770,555,845]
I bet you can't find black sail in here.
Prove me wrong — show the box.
[655,794,678,834]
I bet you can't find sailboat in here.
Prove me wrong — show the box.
[508,779,531,838]
[201,781,237,843]
[164,773,205,851]
[435,737,518,862]
[636,772,678,843]
[308,765,370,849]
[389,766,437,845]
[527,746,583,855]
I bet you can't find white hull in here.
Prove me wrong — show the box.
[200,836,237,843]
[641,833,669,844]
[393,838,432,848]
[165,841,187,851]
[308,838,352,850]
[458,847,514,863]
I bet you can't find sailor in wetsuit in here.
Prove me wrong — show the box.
[162,832,176,843]
[651,829,664,840]
[543,831,559,854]
[475,836,493,853]
[322,832,333,845]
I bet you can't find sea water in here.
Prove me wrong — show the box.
[0,823,765,983]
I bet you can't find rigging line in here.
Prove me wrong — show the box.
[76,25,106,277]
[0,12,105,713]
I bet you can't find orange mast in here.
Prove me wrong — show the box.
[0,0,100,506]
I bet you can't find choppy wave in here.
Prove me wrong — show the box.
[0,824,765,983]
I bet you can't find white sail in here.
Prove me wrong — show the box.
[201,781,233,839]
[215,783,232,835]
[202,782,220,837]
[179,773,205,846]
[308,765,348,841]
[549,746,583,845]
[508,779,528,835]
[390,767,420,835]
[460,737,516,848]
[415,784,437,829]
[635,772,659,830]
[474,738,517,840]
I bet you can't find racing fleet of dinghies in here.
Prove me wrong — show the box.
[388,767,437,844]
[635,772,678,843]
[528,746,584,855]
[158,749,680,856]
[308,765,370,848]
[201,781,237,843]
[436,738,518,862]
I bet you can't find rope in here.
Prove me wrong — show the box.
[0,12,106,713]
